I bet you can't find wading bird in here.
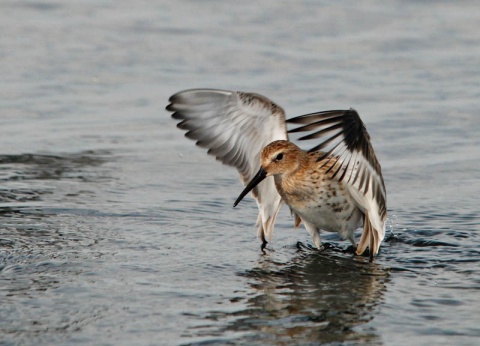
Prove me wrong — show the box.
[166,89,386,260]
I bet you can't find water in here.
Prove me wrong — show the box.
[1,1,479,345]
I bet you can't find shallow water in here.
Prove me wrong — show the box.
[1,1,480,345]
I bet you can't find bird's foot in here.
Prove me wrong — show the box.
[320,243,362,255]
[343,245,357,254]
[319,242,339,252]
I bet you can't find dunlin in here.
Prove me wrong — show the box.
[166,89,387,260]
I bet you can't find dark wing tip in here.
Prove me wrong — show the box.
[287,107,383,173]
[166,92,182,111]
[341,108,368,151]
[288,108,367,151]
[171,112,185,120]
[166,92,180,107]
[166,89,196,111]
[286,110,345,124]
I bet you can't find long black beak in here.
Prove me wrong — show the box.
[233,167,267,207]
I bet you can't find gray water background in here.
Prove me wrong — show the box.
[1,1,479,345]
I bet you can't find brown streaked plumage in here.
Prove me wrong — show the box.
[166,89,387,260]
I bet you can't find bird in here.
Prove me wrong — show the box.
[166,89,387,260]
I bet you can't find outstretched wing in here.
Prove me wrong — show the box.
[166,89,287,242]
[287,109,387,258]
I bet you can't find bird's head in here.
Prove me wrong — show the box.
[233,140,304,207]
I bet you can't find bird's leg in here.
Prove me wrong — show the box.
[304,223,322,249]
[257,224,268,252]
[261,239,268,251]
[344,232,358,255]
[347,233,356,248]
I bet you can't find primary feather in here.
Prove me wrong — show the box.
[167,89,287,244]
[287,109,387,257]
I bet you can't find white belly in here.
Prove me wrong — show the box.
[295,200,362,234]
[282,181,363,239]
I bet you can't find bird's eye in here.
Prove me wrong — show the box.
[275,153,284,161]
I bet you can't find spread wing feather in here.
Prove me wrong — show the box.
[166,89,288,242]
[287,109,387,257]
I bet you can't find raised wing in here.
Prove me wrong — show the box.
[287,109,387,258]
[166,89,288,243]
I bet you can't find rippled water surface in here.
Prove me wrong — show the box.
[1,1,479,345]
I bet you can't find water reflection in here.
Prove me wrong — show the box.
[196,248,389,345]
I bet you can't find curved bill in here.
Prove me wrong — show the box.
[233,167,267,207]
